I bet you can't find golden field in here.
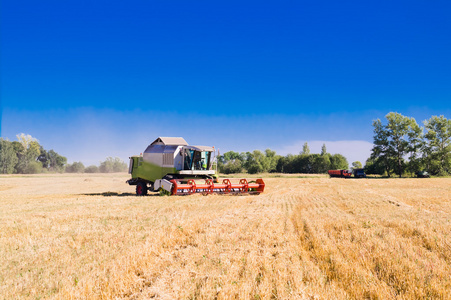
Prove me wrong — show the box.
[0,174,450,299]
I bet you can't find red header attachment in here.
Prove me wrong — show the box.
[170,178,265,195]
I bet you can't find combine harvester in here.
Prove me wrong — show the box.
[127,137,265,196]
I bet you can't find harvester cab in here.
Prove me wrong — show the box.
[127,137,265,196]
[181,145,215,173]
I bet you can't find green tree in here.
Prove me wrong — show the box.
[11,141,25,173]
[0,139,18,174]
[37,147,50,169]
[406,120,425,175]
[27,141,41,165]
[364,157,385,175]
[424,115,451,175]
[14,134,42,174]
[301,142,310,155]
[386,113,420,177]
[45,150,67,172]
[312,153,331,173]
[1,134,68,174]
[264,149,280,173]
[330,154,348,170]
[99,158,114,173]
[16,133,37,150]
[244,150,268,174]
[66,162,85,173]
[276,154,296,173]
[321,143,327,156]
[11,141,25,155]
[351,161,363,170]
[26,161,43,174]
[371,113,420,177]
[99,157,127,173]
[85,165,99,173]
[218,151,245,173]
[295,154,313,173]
[371,119,394,177]
[220,151,243,163]
[222,160,243,174]
[112,157,127,172]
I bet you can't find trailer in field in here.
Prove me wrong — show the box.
[328,169,353,178]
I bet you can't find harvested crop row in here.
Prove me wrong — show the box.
[0,174,450,299]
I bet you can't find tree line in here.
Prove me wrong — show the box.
[366,113,451,177]
[65,157,128,173]
[2,112,449,177]
[218,143,351,174]
[0,134,127,174]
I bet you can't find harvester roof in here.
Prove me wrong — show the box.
[150,137,188,146]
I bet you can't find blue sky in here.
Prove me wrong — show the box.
[1,1,450,166]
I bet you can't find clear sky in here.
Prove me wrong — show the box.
[1,0,450,166]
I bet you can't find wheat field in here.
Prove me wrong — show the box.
[0,174,450,299]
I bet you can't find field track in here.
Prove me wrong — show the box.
[1,174,450,299]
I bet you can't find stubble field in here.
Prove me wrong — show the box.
[1,173,450,299]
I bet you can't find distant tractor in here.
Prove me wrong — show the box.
[416,171,430,178]
[328,169,353,178]
[127,137,265,196]
[353,168,367,178]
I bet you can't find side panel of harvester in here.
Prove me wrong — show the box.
[129,156,176,183]
[129,138,188,184]
[142,143,182,181]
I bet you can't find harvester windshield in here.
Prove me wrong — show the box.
[183,148,212,171]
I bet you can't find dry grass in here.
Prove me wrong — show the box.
[1,174,450,299]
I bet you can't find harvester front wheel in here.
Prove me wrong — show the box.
[136,182,148,196]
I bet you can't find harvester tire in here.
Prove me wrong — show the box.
[136,182,148,196]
